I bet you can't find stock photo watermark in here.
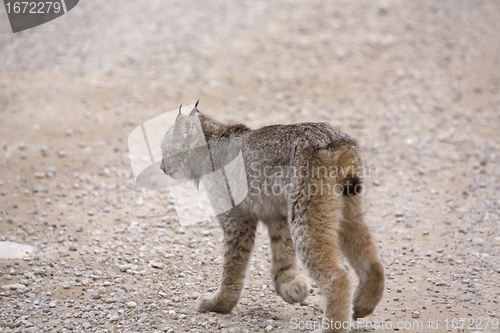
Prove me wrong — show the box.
[248,162,377,198]
[289,317,499,331]
[2,0,79,33]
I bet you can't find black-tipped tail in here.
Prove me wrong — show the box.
[342,176,363,196]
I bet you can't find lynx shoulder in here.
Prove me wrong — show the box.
[161,103,384,333]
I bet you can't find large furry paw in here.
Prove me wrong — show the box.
[278,275,309,304]
[352,293,381,319]
[352,303,375,320]
[196,293,233,314]
[352,262,385,319]
[196,293,217,313]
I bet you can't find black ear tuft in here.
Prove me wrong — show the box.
[189,99,202,116]
[178,104,182,116]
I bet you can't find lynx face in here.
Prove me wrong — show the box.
[160,114,198,180]
[160,105,206,181]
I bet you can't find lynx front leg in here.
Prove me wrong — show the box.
[340,195,385,319]
[266,218,309,304]
[196,213,257,314]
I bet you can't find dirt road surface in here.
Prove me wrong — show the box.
[1,1,499,332]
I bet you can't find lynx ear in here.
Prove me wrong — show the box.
[189,99,202,116]
[174,114,197,139]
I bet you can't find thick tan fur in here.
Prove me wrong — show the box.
[161,105,384,333]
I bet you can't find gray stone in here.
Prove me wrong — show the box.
[151,262,164,269]
[126,301,137,308]
[0,242,34,259]
[3,283,27,291]
[119,264,131,272]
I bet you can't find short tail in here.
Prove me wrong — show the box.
[335,147,364,196]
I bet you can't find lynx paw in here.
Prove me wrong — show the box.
[196,293,233,314]
[278,275,309,304]
[352,262,385,319]
[353,306,372,320]
[196,293,216,313]
[352,297,378,319]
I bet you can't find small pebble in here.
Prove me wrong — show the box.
[56,149,67,157]
[126,301,137,308]
[119,264,131,272]
[151,262,164,269]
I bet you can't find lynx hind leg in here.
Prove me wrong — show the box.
[289,172,352,330]
[196,213,258,314]
[266,218,309,304]
[340,195,385,319]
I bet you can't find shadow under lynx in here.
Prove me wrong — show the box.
[160,103,384,333]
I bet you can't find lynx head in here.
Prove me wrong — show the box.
[160,102,204,180]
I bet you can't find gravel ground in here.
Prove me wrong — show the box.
[1,0,500,332]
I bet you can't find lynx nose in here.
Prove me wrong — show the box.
[160,160,168,175]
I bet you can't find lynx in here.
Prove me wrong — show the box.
[160,102,385,333]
